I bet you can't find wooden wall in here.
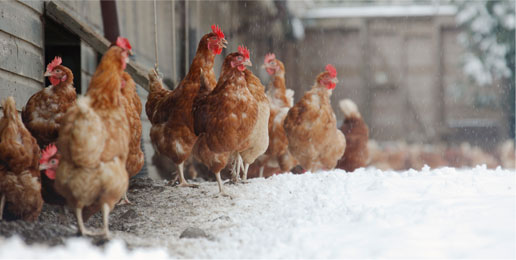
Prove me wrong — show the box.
[288,15,507,143]
[0,0,44,110]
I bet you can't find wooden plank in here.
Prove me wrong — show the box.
[0,31,44,83]
[0,69,43,111]
[45,1,151,92]
[17,0,44,14]
[0,0,43,48]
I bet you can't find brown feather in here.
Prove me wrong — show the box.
[0,97,43,221]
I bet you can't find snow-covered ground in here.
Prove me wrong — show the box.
[1,166,515,258]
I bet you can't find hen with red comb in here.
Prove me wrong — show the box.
[22,56,76,148]
[283,65,346,172]
[146,25,227,188]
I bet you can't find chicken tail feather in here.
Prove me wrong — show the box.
[148,69,164,93]
[2,97,17,121]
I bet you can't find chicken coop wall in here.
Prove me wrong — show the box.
[0,0,45,111]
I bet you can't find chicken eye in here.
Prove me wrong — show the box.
[271,61,276,65]
[211,36,217,41]
[237,56,243,61]
[50,159,57,165]
[54,69,61,73]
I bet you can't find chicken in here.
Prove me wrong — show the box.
[255,53,297,177]
[283,64,346,172]
[146,25,227,187]
[22,56,76,148]
[119,71,144,203]
[38,143,65,206]
[336,99,369,172]
[192,49,256,195]
[236,47,270,181]
[54,37,132,237]
[0,97,43,221]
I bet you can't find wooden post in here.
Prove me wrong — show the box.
[100,0,120,43]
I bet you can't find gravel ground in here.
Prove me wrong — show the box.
[0,177,230,252]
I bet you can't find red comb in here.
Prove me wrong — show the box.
[326,64,337,78]
[116,37,132,51]
[46,56,62,72]
[238,45,250,60]
[264,53,276,64]
[211,24,225,39]
[41,143,58,162]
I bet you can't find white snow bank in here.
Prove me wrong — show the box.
[1,166,515,258]
[0,236,169,259]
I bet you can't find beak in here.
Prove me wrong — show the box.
[219,38,228,49]
[39,164,49,171]
[243,59,252,67]
[44,71,52,77]
[128,50,134,56]
[332,78,339,84]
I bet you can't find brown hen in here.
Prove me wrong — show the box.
[55,37,132,237]
[145,25,227,187]
[283,65,346,172]
[0,97,43,221]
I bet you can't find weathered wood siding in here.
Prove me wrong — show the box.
[0,0,44,110]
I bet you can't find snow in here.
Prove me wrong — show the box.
[1,166,515,258]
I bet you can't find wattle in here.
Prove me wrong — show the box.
[49,77,60,86]
[45,169,56,180]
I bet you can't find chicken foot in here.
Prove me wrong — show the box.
[214,171,231,198]
[0,194,5,220]
[172,162,198,188]
[117,192,132,205]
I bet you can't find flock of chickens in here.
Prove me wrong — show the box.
[15,23,508,238]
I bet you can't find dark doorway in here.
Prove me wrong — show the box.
[44,17,81,93]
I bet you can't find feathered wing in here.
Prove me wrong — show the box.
[21,84,77,148]
[195,77,258,154]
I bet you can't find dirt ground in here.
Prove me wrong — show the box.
[0,176,236,253]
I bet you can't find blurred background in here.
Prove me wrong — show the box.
[1,0,514,177]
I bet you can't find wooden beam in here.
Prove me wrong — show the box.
[45,1,150,92]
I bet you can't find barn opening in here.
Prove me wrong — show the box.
[44,17,81,94]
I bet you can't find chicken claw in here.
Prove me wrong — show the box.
[117,193,132,205]
[172,162,199,188]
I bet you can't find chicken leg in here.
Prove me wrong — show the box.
[76,208,96,236]
[215,171,230,198]
[242,163,250,181]
[102,203,111,239]
[0,194,5,220]
[259,166,264,178]
[175,162,198,188]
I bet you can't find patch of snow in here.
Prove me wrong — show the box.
[0,236,169,259]
[1,166,515,258]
